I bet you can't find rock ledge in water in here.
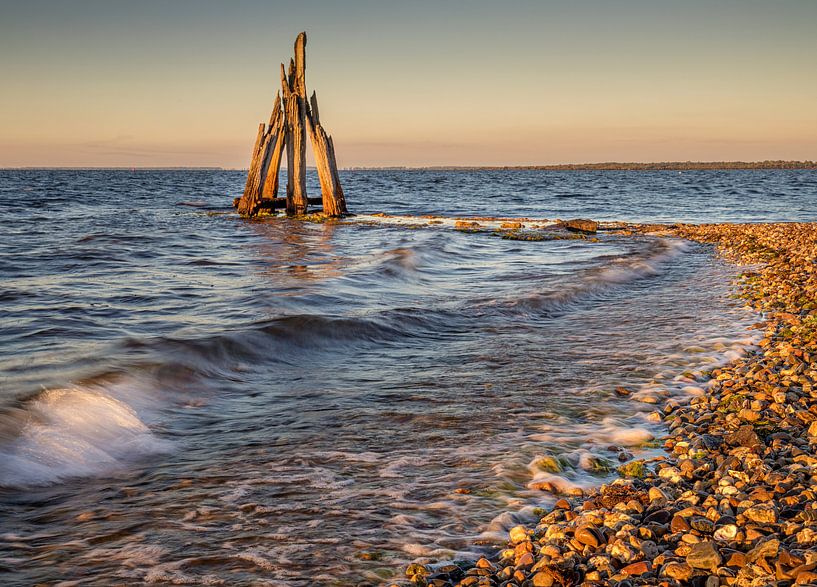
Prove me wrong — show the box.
[559,218,599,233]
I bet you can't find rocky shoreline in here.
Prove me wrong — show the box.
[398,223,817,587]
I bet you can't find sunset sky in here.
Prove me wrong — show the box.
[1,0,816,167]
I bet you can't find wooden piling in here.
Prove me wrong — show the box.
[293,32,307,98]
[235,31,348,218]
[261,93,285,199]
[282,61,308,215]
[306,91,348,216]
[237,123,267,216]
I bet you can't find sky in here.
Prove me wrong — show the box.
[1,0,816,168]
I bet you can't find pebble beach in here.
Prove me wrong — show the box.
[401,222,817,587]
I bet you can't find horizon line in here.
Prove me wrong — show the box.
[1,159,816,171]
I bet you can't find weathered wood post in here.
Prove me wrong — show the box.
[237,94,285,216]
[282,56,308,215]
[235,31,348,218]
[306,91,348,216]
[237,123,266,216]
[261,93,286,199]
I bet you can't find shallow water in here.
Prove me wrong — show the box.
[0,169,814,585]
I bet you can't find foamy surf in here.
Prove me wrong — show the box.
[0,380,171,487]
[348,213,558,231]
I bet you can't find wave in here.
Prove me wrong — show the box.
[118,309,455,373]
[0,237,690,489]
[0,378,171,488]
[0,304,458,488]
[491,238,688,317]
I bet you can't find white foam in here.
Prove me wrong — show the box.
[0,382,171,487]
[380,455,427,478]
[233,549,280,571]
[565,239,689,292]
[400,543,455,558]
[682,385,706,396]
[478,505,543,543]
[600,419,654,446]
[315,450,381,463]
[350,214,557,232]
[526,472,585,494]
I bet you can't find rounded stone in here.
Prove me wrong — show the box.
[686,541,721,571]
[575,526,602,548]
[531,571,554,587]
[661,561,693,581]
[509,525,529,544]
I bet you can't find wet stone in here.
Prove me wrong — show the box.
[671,514,691,533]
[727,425,762,448]
[713,524,738,541]
[700,434,723,450]
[686,541,721,572]
[621,561,652,576]
[531,571,554,587]
[575,526,602,548]
[560,218,599,233]
[743,504,777,524]
[690,516,715,533]
[644,509,672,524]
[662,561,693,581]
[509,525,528,544]
[747,537,779,562]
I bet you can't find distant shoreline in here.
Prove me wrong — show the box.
[346,160,817,171]
[1,161,815,171]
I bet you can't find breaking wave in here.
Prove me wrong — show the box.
[0,379,171,488]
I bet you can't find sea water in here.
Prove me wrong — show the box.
[0,169,814,584]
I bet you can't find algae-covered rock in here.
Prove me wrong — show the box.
[616,460,647,479]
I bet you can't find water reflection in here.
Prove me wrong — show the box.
[249,218,345,284]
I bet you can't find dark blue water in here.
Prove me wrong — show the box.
[0,169,814,585]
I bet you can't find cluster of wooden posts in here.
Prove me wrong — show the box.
[235,32,348,218]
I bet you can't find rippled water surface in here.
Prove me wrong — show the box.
[0,169,815,585]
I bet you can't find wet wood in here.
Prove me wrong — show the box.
[282,62,308,215]
[261,93,285,199]
[306,91,348,216]
[326,136,346,213]
[293,32,307,99]
[237,31,348,218]
[237,123,267,216]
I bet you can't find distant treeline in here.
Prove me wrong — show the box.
[346,161,817,171]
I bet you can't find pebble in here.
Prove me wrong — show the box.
[621,561,651,576]
[531,571,554,586]
[690,516,715,533]
[661,561,692,580]
[713,524,738,541]
[574,526,601,548]
[508,525,528,544]
[743,504,777,524]
[687,541,721,571]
